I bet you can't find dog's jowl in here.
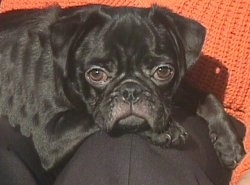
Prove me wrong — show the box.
[0,5,244,170]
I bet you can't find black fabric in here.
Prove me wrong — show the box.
[55,133,214,185]
[0,109,232,185]
[0,116,54,185]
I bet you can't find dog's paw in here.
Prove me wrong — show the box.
[140,130,172,147]
[210,132,245,169]
[140,121,188,148]
[168,121,189,146]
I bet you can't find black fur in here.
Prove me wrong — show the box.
[0,4,244,170]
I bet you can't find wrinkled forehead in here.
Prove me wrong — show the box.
[104,14,155,53]
[105,13,176,57]
[75,10,177,70]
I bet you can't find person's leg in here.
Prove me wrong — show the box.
[54,132,214,185]
[0,149,38,185]
[54,108,231,185]
[0,116,54,185]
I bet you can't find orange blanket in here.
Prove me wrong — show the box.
[1,0,250,184]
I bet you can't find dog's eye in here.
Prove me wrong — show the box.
[85,67,110,86]
[89,69,107,81]
[152,64,174,82]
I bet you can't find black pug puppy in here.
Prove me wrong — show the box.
[0,4,244,170]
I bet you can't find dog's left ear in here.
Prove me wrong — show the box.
[50,6,110,77]
[150,6,206,69]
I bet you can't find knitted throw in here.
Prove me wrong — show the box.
[1,0,250,184]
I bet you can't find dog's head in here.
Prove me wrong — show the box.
[50,5,206,133]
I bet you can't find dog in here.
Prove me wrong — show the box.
[0,4,245,170]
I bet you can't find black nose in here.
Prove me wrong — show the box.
[120,82,142,103]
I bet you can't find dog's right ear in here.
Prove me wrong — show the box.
[50,6,110,77]
[149,6,206,71]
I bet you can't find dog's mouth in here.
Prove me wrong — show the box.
[96,91,168,135]
[109,114,150,136]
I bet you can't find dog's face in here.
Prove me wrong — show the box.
[50,5,205,133]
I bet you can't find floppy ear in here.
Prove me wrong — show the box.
[150,6,206,69]
[50,6,110,77]
[171,11,206,69]
[50,6,111,111]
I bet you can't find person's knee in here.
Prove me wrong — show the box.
[54,133,214,185]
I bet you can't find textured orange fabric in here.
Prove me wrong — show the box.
[1,0,250,184]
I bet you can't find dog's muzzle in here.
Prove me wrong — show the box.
[108,81,152,135]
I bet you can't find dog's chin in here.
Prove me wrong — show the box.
[109,115,150,137]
